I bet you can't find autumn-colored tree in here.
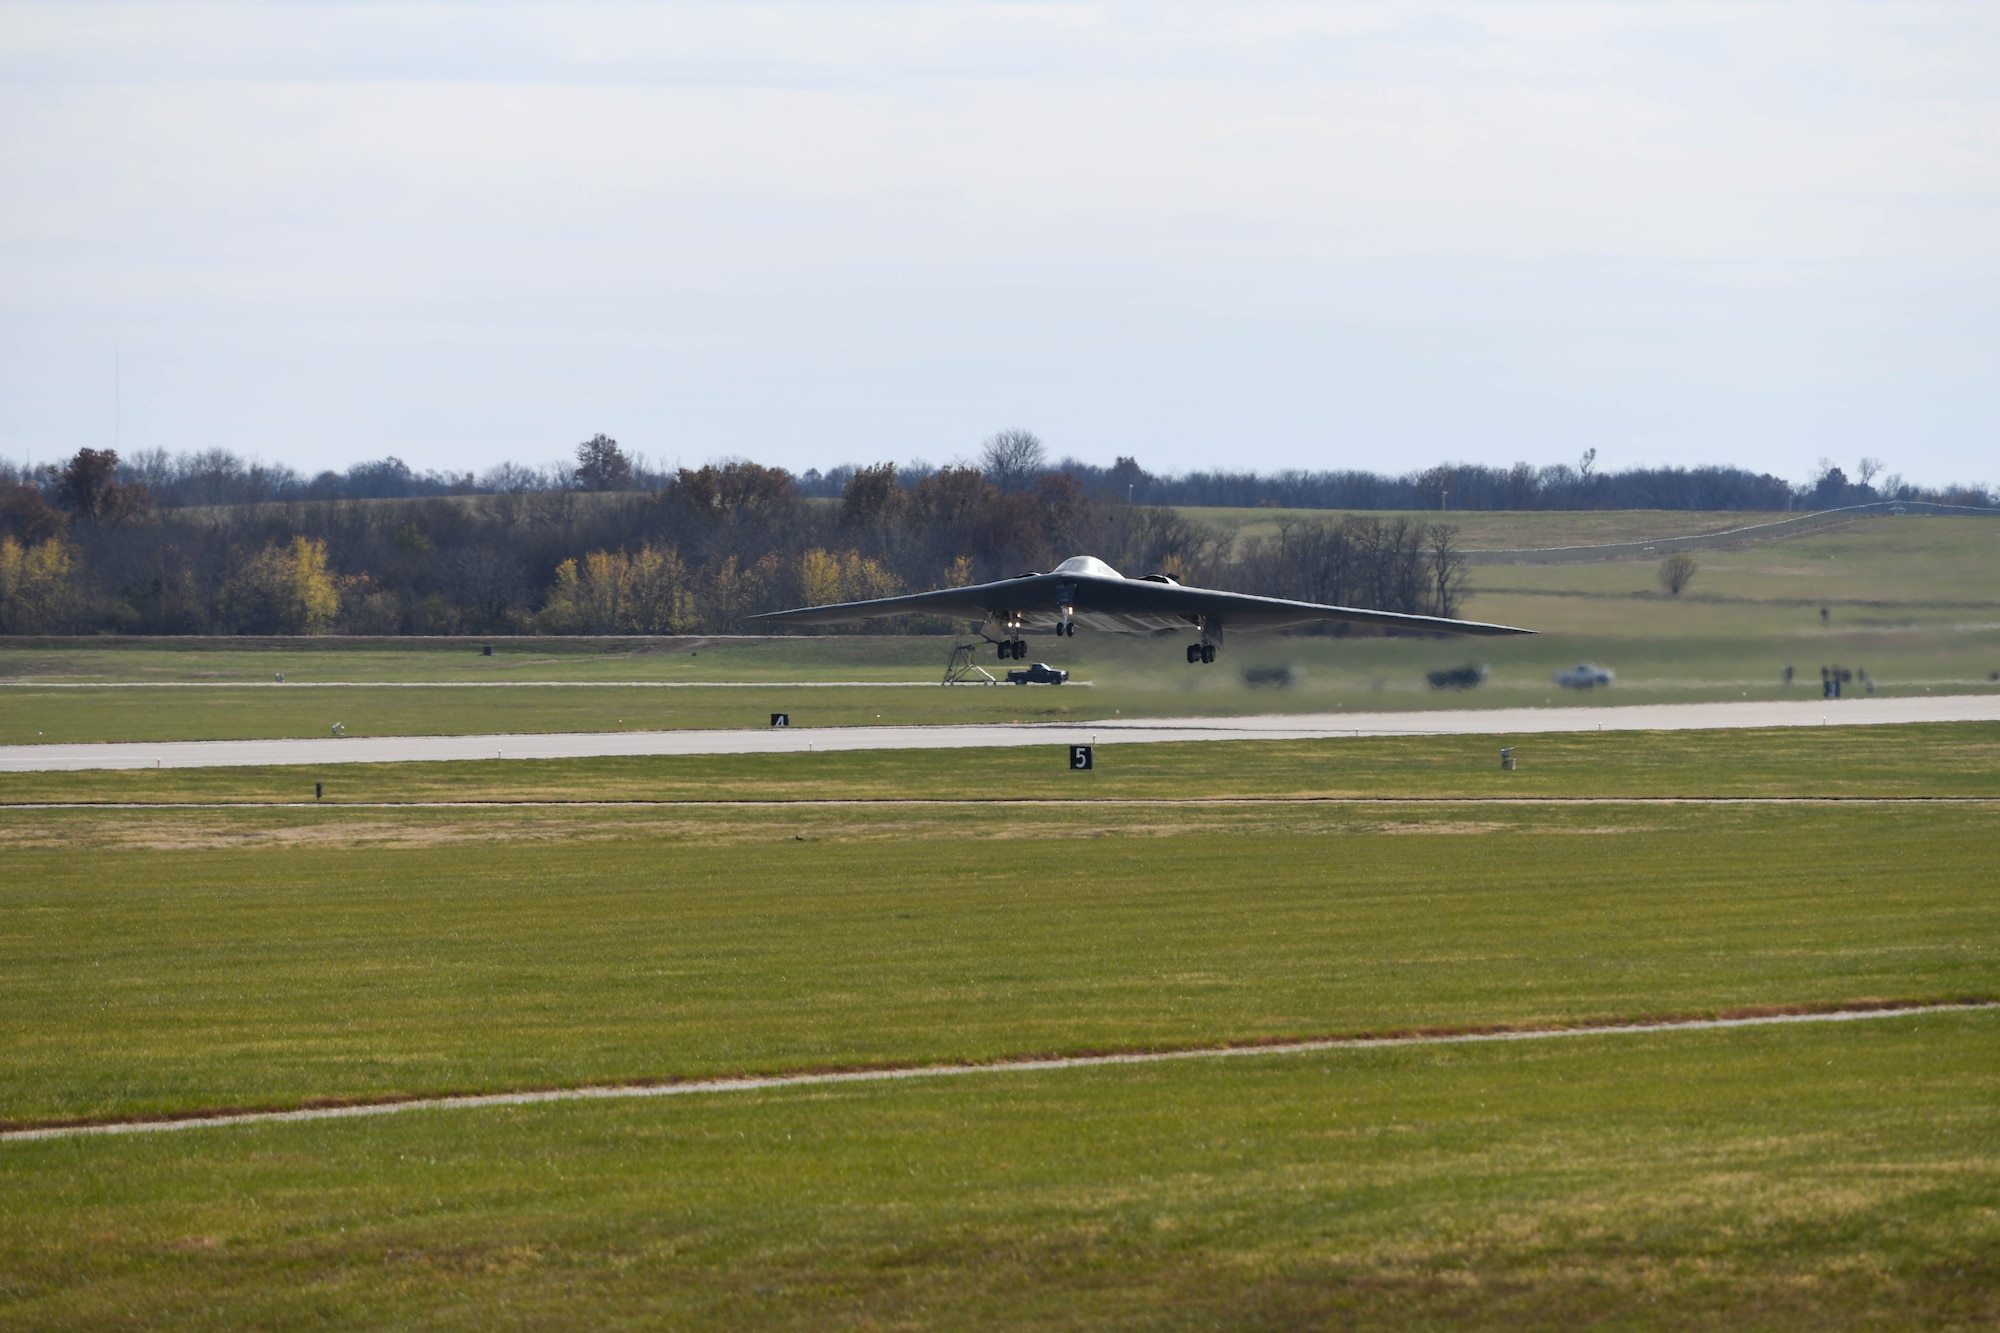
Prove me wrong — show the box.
[540,544,697,634]
[222,537,340,633]
[537,557,587,634]
[0,535,78,632]
[839,463,906,537]
[47,449,151,523]
[795,549,900,631]
[667,462,795,518]
[0,484,66,545]
[626,545,694,633]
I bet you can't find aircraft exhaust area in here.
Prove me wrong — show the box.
[2,1000,1986,1143]
[3,694,1998,772]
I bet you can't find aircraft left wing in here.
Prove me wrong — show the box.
[747,579,1026,626]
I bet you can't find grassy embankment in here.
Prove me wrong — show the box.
[1,724,1996,1325]
[2,513,1996,745]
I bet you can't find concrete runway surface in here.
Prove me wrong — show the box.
[3,694,1996,772]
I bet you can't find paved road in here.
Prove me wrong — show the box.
[3,694,1996,772]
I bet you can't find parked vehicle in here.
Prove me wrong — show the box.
[1553,663,1615,689]
[1006,662,1069,685]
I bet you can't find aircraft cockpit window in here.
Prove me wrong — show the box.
[1053,556,1122,579]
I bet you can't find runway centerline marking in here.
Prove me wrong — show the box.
[3,1000,1985,1143]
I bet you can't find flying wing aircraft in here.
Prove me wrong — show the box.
[751,555,1534,663]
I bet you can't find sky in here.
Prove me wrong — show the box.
[1,2,1996,487]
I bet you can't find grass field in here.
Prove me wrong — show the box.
[1175,505,1803,549]
[2,514,1994,746]
[4,793,1995,1127]
[3,721,1998,1325]
[3,574,1998,1329]
[3,1015,1993,1328]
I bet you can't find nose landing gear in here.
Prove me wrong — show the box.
[1186,643,1216,665]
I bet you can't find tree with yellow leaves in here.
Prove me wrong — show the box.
[538,544,696,634]
[794,549,900,631]
[0,535,78,633]
[222,537,340,634]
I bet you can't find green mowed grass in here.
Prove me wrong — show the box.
[1,795,1992,1125]
[0,680,1119,744]
[2,1014,1994,1328]
[4,722,1998,805]
[1179,505,1803,548]
[3,727,1996,1327]
[0,634,951,685]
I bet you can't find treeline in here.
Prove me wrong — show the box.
[6,437,1990,514]
[0,444,1468,636]
[1035,451,1994,513]
[0,436,677,509]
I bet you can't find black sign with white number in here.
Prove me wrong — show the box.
[1069,745,1093,770]
[771,713,790,727]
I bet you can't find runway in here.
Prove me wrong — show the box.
[2,693,1996,772]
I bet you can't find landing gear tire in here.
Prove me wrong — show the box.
[1012,638,1025,657]
[1202,644,1216,664]
[1186,644,1200,665]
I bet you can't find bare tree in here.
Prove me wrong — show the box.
[1857,457,1883,488]
[1427,523,1468,618]
[978,429,1046,494]
[1658,553,1698,596]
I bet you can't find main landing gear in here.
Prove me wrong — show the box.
[1186,643,1216,665]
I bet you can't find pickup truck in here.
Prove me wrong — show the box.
[1005,662,1068,685]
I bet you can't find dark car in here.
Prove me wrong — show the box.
[1006,662,1068,685]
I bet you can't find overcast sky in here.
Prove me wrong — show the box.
[2,2,1996,486]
